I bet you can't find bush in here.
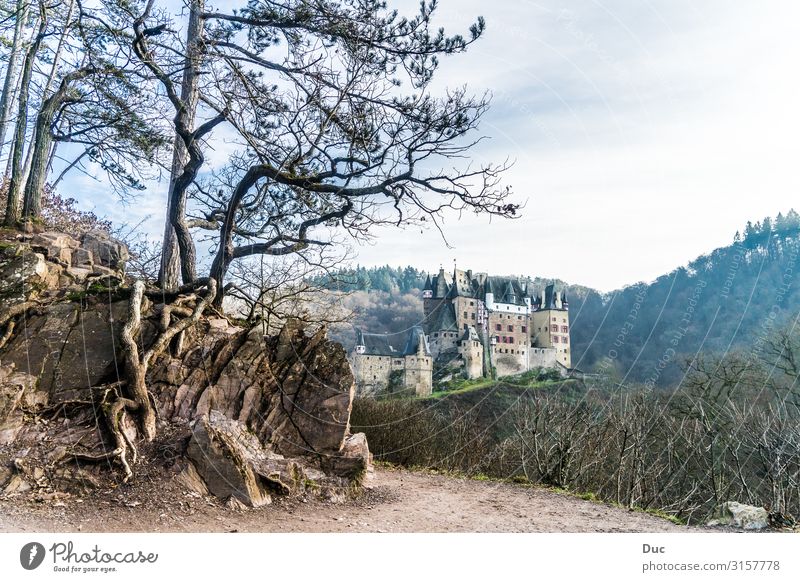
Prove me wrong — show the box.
[0,180,111,236]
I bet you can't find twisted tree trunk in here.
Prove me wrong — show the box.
[23,67,94,219]
[159,0,204,290]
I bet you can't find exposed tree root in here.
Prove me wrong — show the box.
[0,320,15,350]
[0,300,41,349]
[105,277,217,481]
[106,397,139,481]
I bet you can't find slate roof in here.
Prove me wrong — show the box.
[425,301,459,334]
[356,327,431,357]
[484,276,528,306]
[355,329,397,355]
[402,326,431,356]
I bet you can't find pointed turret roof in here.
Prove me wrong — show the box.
[402,326,431,356]
[502,281,516,303]
[544,283,555,309]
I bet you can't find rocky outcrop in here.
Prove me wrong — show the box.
[0,228,128,314]
[0,230,371,505]
[707,501,769,530]
[183,411,356,507]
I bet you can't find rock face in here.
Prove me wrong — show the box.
[707,501,770,530]
[150,317,371,499]
[184,411,357,506]
[0,230,371,503]
[0,228,128,314]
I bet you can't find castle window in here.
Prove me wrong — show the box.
[495,323,502,331]
[517,315,522,320]
[562,318,567,322]
[522,326,527,333]
[562,325,569,333]
[463,311,468,319]
[495,336,500,343]
[471,313,475,319]
[553,336,559,343]
[562,336,569,344]
[464,323,468,330]
[552,317,557,322]
[508,325,513,332]
[470,301,474,306]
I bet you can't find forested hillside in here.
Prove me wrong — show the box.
[569,212,800,385]
[329,212,800,386]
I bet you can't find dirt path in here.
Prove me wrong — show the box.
[0,466,698,533]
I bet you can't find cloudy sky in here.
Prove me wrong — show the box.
[65,0,800,291]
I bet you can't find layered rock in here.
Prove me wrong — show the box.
[0,228,128,314]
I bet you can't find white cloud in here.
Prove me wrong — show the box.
[353,0,800,290]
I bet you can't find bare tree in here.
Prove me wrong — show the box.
[224,247,353,334]
[126,0,515,301]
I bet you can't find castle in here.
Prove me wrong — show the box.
[352,266,571,396]
[351,326,433,397]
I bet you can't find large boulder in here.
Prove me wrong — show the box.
[185,410,366,506]
[186,411,275,507]
[80,230,129,270]
[0,301,130,402]
[29,232,79,266]
[161,317,358,459]
[257,320,356,457]
[0,246,54,309]
[707,501,769,530]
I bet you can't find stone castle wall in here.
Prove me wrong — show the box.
[352,353,432,397]
[404,355,433,397]
[459,339,484,379]
[528,347,558,369]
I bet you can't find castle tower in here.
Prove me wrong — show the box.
[530,282,571,368]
